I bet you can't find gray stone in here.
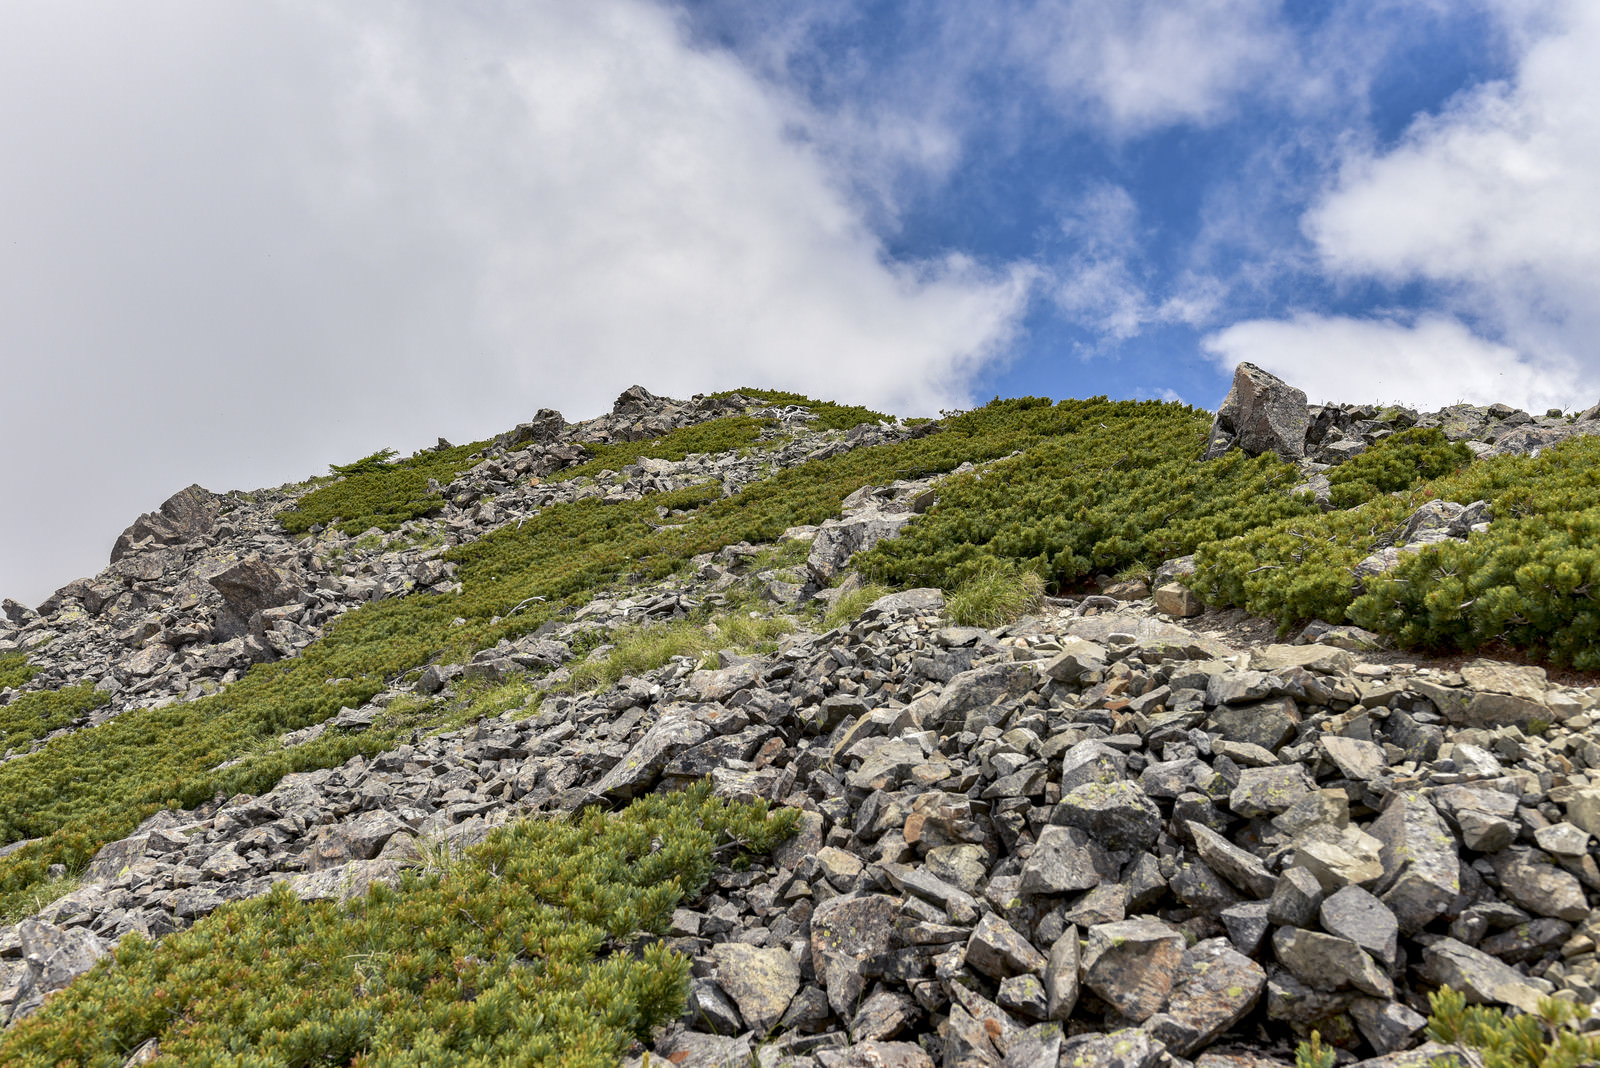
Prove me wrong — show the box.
[1219,902,1270,955]
[1020,825,1110,895]
[1318,886,1399,970]
[1204,362,1311,462]
[1059,739,1127,795]
[1368,793,1459,934]
[1187,821,1277,899]
[1350,998,1427,1056]
[1490,847,1591,922]
[1056,781,1162,851]
[1082,918,1187,1023]
[965,912,1047,979]
[1271,928,1392,997]
[809,893,899,1019]
[1229,764,1315,818]
[1045,926,1081,1022]
[589,709,712,801]
[1268,865,1326,930]
[1142,938,1266,1056]
[1420,937,1546,1014]
[1058,1028,1166,1068]
[709,942,800,1034]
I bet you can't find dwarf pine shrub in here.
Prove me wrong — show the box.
[282,441,488,536]
[0,652,37,690]
[0,684,107,752]
[0,784,796,1068]
[857,398,1315,591]
[1326,427,1473,507]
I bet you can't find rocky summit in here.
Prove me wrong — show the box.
[7,373,1600,1066]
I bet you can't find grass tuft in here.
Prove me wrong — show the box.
[946,559,1045,628]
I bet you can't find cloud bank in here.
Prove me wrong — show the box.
[1211,0,1600,410]
[0,0,1031,606]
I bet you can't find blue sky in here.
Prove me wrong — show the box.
[3,0,1598,604]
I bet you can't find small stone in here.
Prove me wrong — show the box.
[1535,822,1592,857]
[1272,928,1393,997]
[1142,938,1266,1057]
[1369,793,1459,933]
[849,989,920,1043]
[1320,735,1386,781]
[1350,997,1427,1055]
[998,973,1051,1021]
[1058,1028,1166,1068]
[1421,937,1547,1014]
[1187,821,1277,899]
[965,912,1048,980]
[1491,847,1591,922]
[1056,780,1162,852]
[1456,808,1517,853]
[710,943,800,1034]
[1082,918,1187,1023]
[1020,826,1109,895]
[1318,886,1400,970]
[1230,765,1315,818]
[1153,584,1203,618]
[1267,866,1326,928]
[1046,927,1081,1022]
[1220,902,1271,955]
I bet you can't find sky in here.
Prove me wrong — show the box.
[2,0,1598,607]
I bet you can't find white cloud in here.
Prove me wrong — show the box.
[1014,0,1290,133]
[0,0,1032,606]
[1303,0,1600,389]
[1203,313,1580,411]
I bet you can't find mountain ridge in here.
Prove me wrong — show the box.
[6,370,1600,1065]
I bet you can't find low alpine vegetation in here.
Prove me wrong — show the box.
[0,784,796,1068]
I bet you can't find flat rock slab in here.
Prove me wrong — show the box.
[709,943,799,1034]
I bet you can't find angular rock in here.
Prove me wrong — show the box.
[1143,938,1266,1056]
[1188,822,1277,899]
[709,942,800,1034]
[1490,847,1590,922]
[1082,918,1187,1023]
[1056,781,1162,852]
[1271,928,1392,998]
[1420,937,1546,1014]
[965,912,1047,980]
[1229,765,1315,819]
[1203,362,1311,461]
[1046,927,1081,1022]
[1020,825,1110,895]
[1367,793,1459,934]
[809,893,899,1019]
[1318,886,1399,970]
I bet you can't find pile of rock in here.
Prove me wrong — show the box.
[10,565,1600,1065]
[0,387,913,757]
[1205,361,1600,469]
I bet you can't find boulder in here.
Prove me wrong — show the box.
[1203,362,1311,462]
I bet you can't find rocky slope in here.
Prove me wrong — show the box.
[7,373,1600,1067]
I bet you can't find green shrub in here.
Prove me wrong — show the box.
[1327,427,1473,507]
[0,784,796,1068]
[0,685,107,752]
[710,387,892,432]
[330,447,400,477]
[281,441,488,536]
[0,652,37,691]
[1199,432,1600,663]
[857,398,1315,591]
[1412,985,1599,1068]
[946,559,1044,628]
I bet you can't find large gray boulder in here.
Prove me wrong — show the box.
[110,483,220,562]
[1203,362,1310,461]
